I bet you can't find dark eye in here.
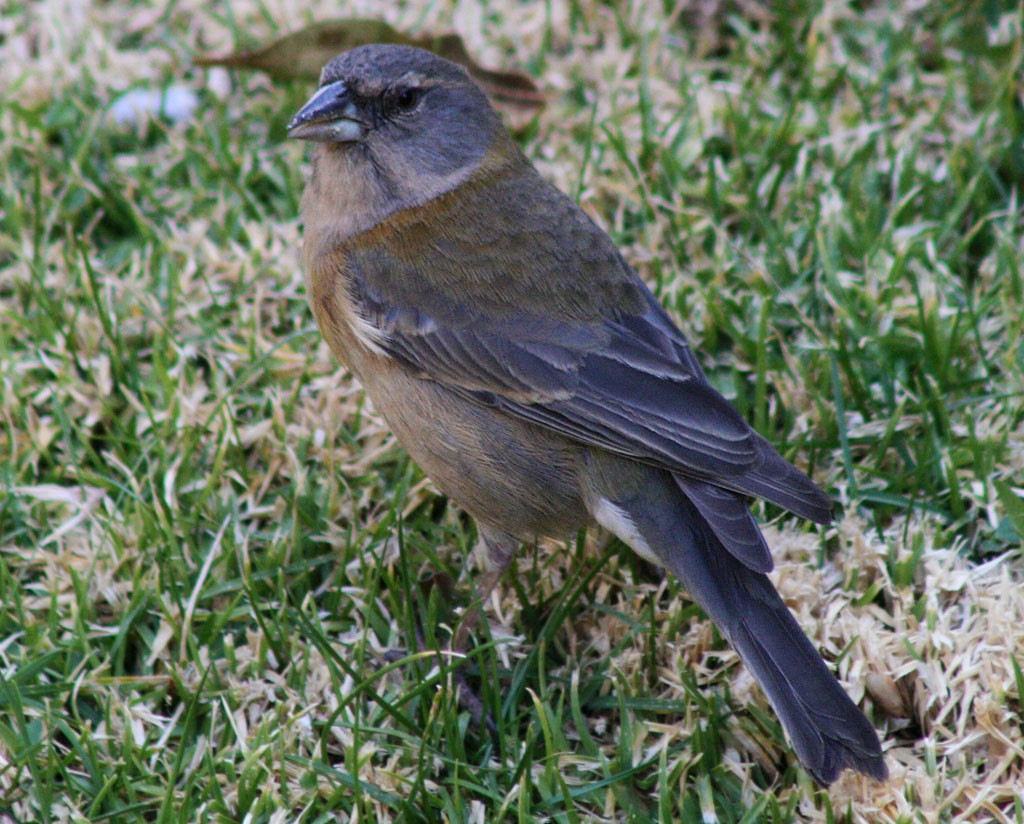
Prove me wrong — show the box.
[393,86,422,112]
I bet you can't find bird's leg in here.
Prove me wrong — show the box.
[453,527,519,653]
[434,527,517,738]
[381,528,517,737]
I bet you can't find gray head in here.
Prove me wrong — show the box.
[288,45,507,211]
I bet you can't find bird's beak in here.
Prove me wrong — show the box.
[287,80,367,143]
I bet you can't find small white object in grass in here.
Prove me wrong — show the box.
[205,67,232,101]
[109,85,198,127]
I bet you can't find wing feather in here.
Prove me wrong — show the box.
[341,170,833,533]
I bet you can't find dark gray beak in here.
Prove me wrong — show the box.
[287,80,367,142]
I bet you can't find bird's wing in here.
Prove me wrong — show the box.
[338,168,833,548]
[350,259,832,535]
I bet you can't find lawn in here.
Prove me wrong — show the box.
[1,0,1023,821]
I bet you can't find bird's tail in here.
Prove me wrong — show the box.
[655,487,887,784]
[586,454,887,785]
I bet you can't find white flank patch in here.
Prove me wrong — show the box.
[592,497,660,565]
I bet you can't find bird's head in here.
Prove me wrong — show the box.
[288,44,510,217]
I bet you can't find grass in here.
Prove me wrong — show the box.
[1,0,1023,821]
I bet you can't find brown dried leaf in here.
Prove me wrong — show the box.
[866,671,908,719]
[195,19,544,129]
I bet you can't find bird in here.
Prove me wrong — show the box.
[287,43,887,785]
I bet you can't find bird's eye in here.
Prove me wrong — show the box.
[393,86,422,112]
